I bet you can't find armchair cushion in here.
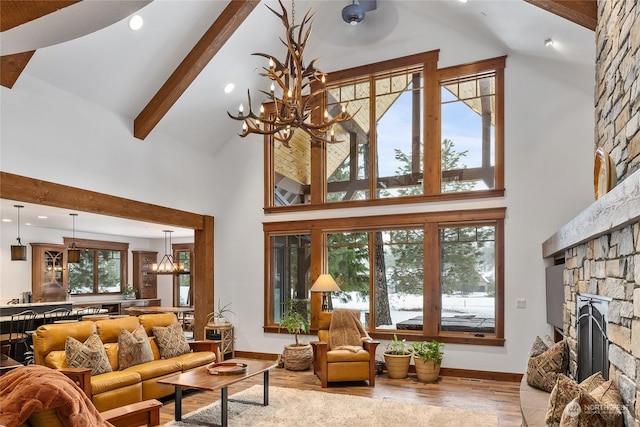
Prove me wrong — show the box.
[327,348,372,363]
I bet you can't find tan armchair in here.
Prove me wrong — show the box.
[310,309,379,388]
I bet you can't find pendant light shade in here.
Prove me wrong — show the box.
[67,213,81,263]
[10,205,27,261]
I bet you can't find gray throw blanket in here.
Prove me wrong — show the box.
[329,309,371,352]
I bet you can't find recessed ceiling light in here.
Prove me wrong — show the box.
[37,215,48,219]
[128,15,144,31]
[2,219,11,222]
[224,83,235,94]
[459,0,468,3]
[544,38,555,47]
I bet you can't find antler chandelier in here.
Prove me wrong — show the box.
[228,0,355,147]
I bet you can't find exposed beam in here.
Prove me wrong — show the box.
[524,0,597,31]
[1,51,35,88]
[134,0,260,140]
[1,1,80,88]
[0,1,81,31]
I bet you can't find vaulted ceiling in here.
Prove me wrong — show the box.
[1,0,596,156]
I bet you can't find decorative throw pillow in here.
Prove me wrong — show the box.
[529,336,549,357]
[118,326,154,370]
[526,340,568,392]
[559,381,623,427]
[65,333,112,376]
[152,322,191,359]
[545,372,606,426]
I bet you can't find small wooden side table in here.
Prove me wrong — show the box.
[203,323,234,361]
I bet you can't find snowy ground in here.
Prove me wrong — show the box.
[333,291,495,329]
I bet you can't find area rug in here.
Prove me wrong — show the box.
[165,385,498,426]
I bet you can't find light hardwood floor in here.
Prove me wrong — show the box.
[158,363,522,426]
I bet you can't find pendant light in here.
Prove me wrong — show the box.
[151,230,189,275]
[67,213,81,263]
[10,205,27,261]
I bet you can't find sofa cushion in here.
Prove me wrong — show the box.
[118,326,154,370]
[122,359,182,381]
[95,317,141,343]
[526,340,568,392]
[172,350,217,371]
[139,313,180,336]
[65,333,112,376]
[152,322,191,359]
[44,350,68,369]
[90,370,141,395]
[545,372,606,426]
[559,380,623,427]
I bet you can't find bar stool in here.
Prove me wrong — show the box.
[43,307,73,324]
[0,310,36,360]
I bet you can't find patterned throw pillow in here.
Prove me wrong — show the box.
[152,322,191,359]
[65,333,112,376]
[559,381,623,427]
[118,326,154,370]
[526,340,568,392]
[529,336,549,357]
[545,372,606,426]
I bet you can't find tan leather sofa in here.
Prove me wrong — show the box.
[32,313,219,412]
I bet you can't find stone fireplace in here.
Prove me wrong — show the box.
[542,1,639,425]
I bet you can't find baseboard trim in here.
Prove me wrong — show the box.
[235,350,523,382]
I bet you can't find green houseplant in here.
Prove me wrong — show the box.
[410,340,444,382]
[383,334,412,379]
[122,284,136,299]
[212,299,234,324]
[279,298,312,371]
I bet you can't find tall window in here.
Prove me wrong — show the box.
[64,238,128,295]
[269,234,311,323]
[173,244,193,307]
[264,209,504,345]
[266,52,505,211]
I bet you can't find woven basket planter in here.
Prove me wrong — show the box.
[383,353,411,379]
[414,358,440,383]
[283,343,313,371]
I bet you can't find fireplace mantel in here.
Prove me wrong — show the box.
[542,168,640,258]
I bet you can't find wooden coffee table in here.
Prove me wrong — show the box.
[159,358,277,427]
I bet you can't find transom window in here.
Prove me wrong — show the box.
[265,51,505,211]
[64,238,128,295]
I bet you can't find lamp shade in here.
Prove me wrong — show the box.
[11,243,27,261]
[310,274,341,293]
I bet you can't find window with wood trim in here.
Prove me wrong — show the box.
[63,238,128,295]
[265,52,505,211]
[263,208,505,345]
[173,244,193,307]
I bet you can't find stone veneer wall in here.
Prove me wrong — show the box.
[552,1,640,425]
[563,223,640,425]
[595,0,640,179]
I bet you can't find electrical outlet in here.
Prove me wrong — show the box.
[516,298,526,309]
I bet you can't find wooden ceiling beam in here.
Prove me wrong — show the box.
[134,0,260,140]
[1,51,35,88]
[524,0,597,31]
[0,1,81,32]
[1,1,81,88]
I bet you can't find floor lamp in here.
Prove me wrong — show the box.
[310,274,341,312]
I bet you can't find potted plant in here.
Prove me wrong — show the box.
[209,299,234,325]
[383,334,412,379]
[122,284,136,300]
[278,298,312,371]
[410,340,444,382]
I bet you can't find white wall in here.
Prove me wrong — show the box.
[0,19,595,375]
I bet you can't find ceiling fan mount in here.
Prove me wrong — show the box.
[342,0,377,26]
